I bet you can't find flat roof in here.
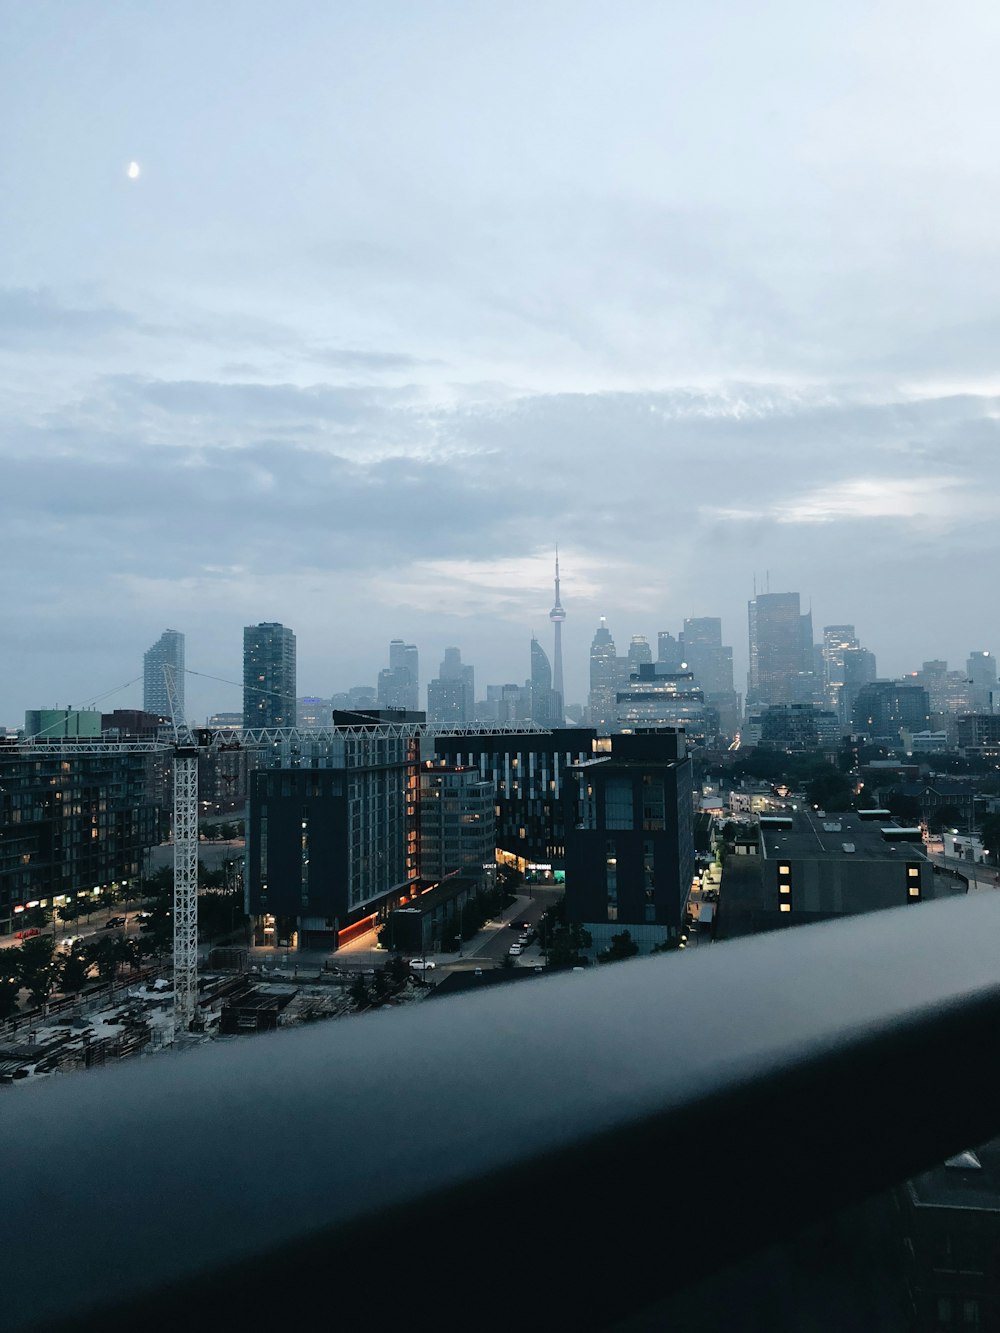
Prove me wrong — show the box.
[759,810,928,863]
[908,1138,1000,1212]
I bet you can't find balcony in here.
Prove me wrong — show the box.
[5,891,1000,1330]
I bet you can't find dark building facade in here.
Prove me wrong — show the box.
[564,730,695,953]
[901,1139,1000,1333]
[246,716,421,950]
[0,744,160,937]
[853,681,930,743]
[716,809,945,940]
[243,622,297,729]
[417,764,495,885]
[432,727,598,873]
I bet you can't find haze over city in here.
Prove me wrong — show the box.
[4,2,1000,722]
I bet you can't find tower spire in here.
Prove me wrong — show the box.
[548,547,566,718]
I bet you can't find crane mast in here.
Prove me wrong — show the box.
[164,665,199,1033]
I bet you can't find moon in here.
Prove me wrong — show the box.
[127,161,140,179]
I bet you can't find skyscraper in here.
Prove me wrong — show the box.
[549,549,566,708]
[627,635,653,671]
[530,636,562,725]
[243,623,296,729]
[589,618,618,732]
[143,629,185,718]
[427,647,474,724]
[681,618,734,695]
[378,640,419,712]
[681,616,739,738]
[747,592,812,706]
[967,651,997,712]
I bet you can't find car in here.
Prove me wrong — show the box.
[104,916,127,929]
[508,944,522,956]
[408,958,436,971]
[14,927,40,940]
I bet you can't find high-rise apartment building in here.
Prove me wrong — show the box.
[589,619,619,732]
[143,629,185,718]
[747,592,813,706]
[378,640,419,712]
[243,623,297,729]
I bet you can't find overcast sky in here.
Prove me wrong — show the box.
[3,0,1000,724]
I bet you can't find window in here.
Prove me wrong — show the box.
[641,776,665,831]
[779,903,791,913]
[605,777,633,830]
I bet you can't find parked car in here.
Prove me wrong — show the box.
[104,916,127,929]
[14,927,40,940]
[508,944,522,956]
[408,958,436,971]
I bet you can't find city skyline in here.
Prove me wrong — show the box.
[2,587,995,728]
[4,5,1000,729]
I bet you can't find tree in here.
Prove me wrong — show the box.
[386,953,410,988]
[56,901,81,928]
[83,935,122,982]
[805,770,853,812]
[927,804,965,835]
[348,974,370,1009]
[547,923,592,969]
[597,931,640,964]
[0,952,21,1020]
[19,935,56,1007]
[59,950,89,994]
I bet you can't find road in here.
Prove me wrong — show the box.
[246,886,563,980]
[927,851,999,892]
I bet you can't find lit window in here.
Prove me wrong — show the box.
[779,882,791,894]
[779,864,790,875]
[907,866,919,878]
[908,885,920,898]
[779,903,791,913]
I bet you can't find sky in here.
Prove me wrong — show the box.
[3,0,1000,724]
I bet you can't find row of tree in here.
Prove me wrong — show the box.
[0,931,157,1021]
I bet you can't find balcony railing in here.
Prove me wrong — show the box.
[5,891,1000,1331]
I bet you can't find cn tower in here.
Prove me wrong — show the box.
[549,547,566,709]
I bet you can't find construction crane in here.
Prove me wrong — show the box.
[10,710,546,1035]
[163,665,200,1033]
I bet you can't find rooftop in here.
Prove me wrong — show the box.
[759,810,928,863]
[908,1137,1000,1212]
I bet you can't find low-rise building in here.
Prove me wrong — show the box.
[717,808,955,939]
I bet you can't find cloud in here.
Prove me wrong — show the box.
[0,287,141,343]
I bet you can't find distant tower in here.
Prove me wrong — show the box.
[144,629,185,718]
[549,548,566,711]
